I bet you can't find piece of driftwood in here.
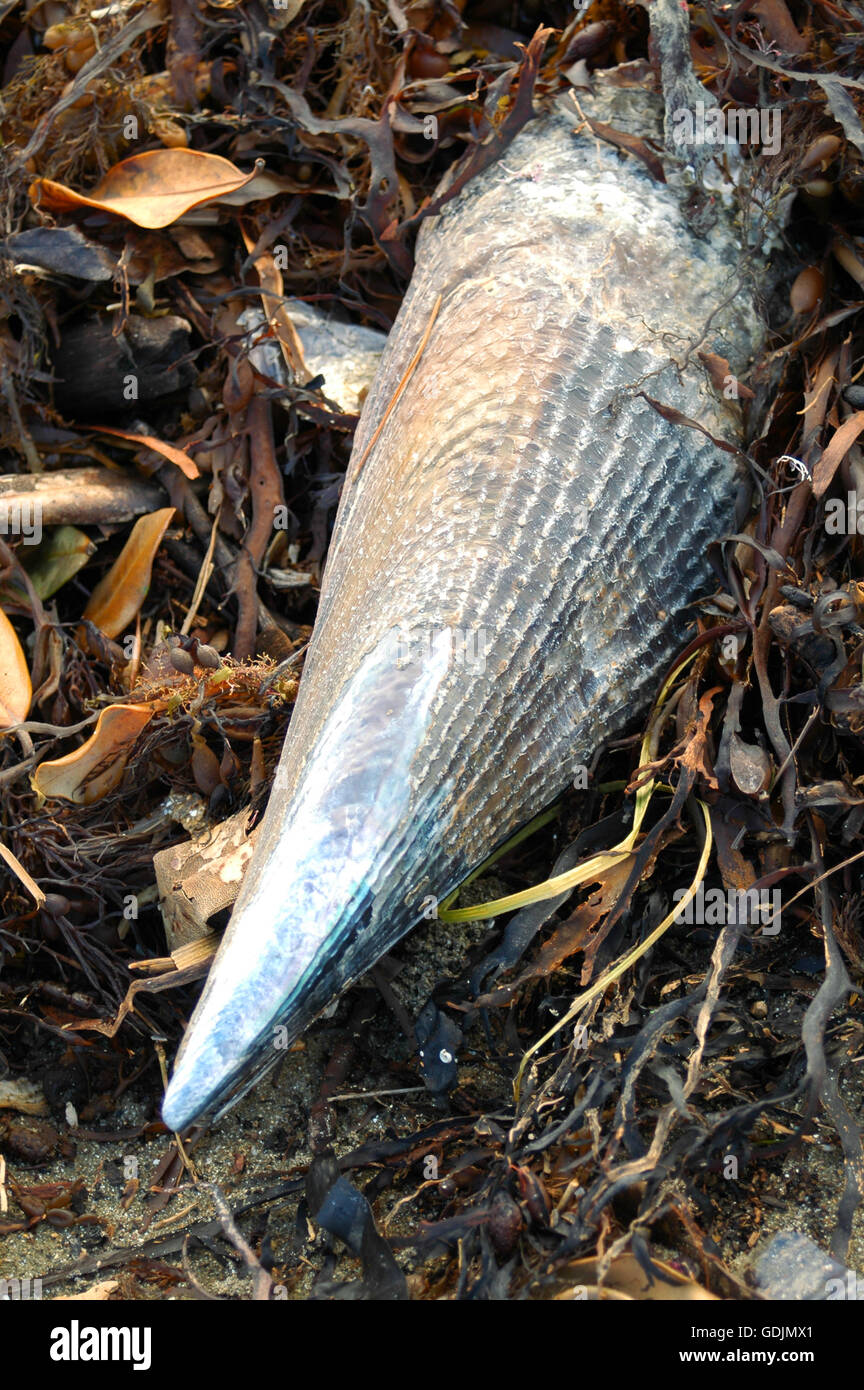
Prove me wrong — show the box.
[0,467,166,528]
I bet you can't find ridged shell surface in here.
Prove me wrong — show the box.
[162,88,761,1128]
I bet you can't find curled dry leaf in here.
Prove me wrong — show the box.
[0,607,32,730]
[812,411,864,498]
[91,426,199,479]
[32,703,155,804]
[29,150,263,230]
[83,507,175,638]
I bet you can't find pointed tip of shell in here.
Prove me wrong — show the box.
[161,1073,200,1133]
[161,1032,241,1131]
[162,629,453,1128]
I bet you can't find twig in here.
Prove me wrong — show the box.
[233,396,286,660]
[349,293,442,483]
[181,515,218,637]
[0,841,45,907]
[209,1183,273,1301]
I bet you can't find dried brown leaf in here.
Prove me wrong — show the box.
[30,151,262,230]
[812,412,864,498]
[0,607,32,730]
[83,508,175,638]
[32,703,155,804]
[92,427,199,479]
